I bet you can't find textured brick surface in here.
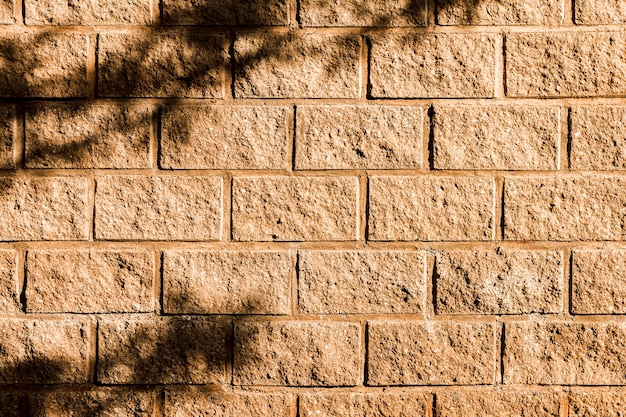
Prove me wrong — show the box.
[570,106,626,170]
[0,106,14,169]
[28,389,155,417]
[163,0,288,25]
[435,390,561,417]
[25,0,150,24]
[572,250,626,314]
[0,0,13,23]
[575,0,626,23]
[0,394,19,417]
[0,250,18,314]
[299,0,427,27]
[300,392,431,417]
[368,176,495,241]
[437,0,563,25]
[295,105,423,170]
[568,391,626,416]
[163,251,291,314]
[165,389,292,417]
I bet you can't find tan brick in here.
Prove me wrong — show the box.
[165,389,292,417]
[232,176,357,241]
[432,106,560,170]
[436,390,561,417]
[572,250,626,314]
[300,392,431,417]
[575,0,626,23]
[0,33,87,97]
[0,393,20,417]
[299,0,427,27]
[298,250,424,314]
[95,175,222,241]
[28,389,155,417]
[26,250,153,313]
[503,177,626,241]
[163,251,291,314]
[295,105,423,170]
[569,391,626,416]
[0,106,15,169]
[370,34,496,98]
[504,322,626,384]
[25,0,150,24]
[367,321,495,385]
[98,317,228,384]
[0,177,89,241]
[0,0,14,23]
[98,33,224,98]
[0,319,90,384]
[571,106,626,170]
[26,103,152,169]
[437,0,563,25]
[506,32,626,97]
[234,34,360,98]
[435,250,563,315]
[163,0,288,25]
[161,105,291,170]
[368,176,495,241]
[0,250,18,314]
[234,320,361,386]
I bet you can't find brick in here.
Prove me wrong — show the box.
[161,105,291,170]
[25,0,150,24]
[0,33,87,97]
[234,320,361,386]
[370,34,496,98]
[299,392,431,417]
[569,391,626,416]
[234,33,361,98]
[0,177,89,241]
[98,33,224,98]
[368,176,495,241]
[506,32,626,98]
[95,175,222,241]
[435,250,563,315]
[299,0,426,27]
[0,393,20,417]
[26,103,152,169]
[163,0,288,25]
[0,0,14,23]
[0,106,14,169]
[26,250,153,313]
[504,322,626,384]
[0,319,90,384]
[435,390,561,417]
[367,321,495,385]
[163,251,291,314]
[295,105,423,170]
[298,250,424,314]
[28,389,155,417]
[570,106,626,170]
[98,317,228,384]
[575,0,626,23]
[437,0,563,25]
[432,105,560,170]
[572,250,626,314]
[503,177,626,241]
[0,250,18,313]
[165,389,292,417]
[232,177,357,241]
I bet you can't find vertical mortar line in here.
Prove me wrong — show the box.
[365,36,373,99]
[494,319,503,384]
[88,173,96,242]
[88,316,98,384]
[289,105,296,171]
[360,35,368,101]
[430,392,436,417]
[291,250,299,316]
[564,107,572,171]
[499,321,506,385]
[151,106,161,170]
[18,248,26,314]
[87,33,97,99]
[153,389,165,417]
[427,105,435,170]
[560,392,569,417]
[361,320,368,387]
[498,176,505,241]
[150,0,161,25]
[292,0,301,28]
[425,253,435,319]
[14,103,24,170]
[565,247,573,316]
[427,0,436,27]
[494,34,504,99]
[222,174,232,242]
[292,394,299,417]
[155,250,164,314]
[358,175,368,244]
[228,316,235,386]
[566,0,574,25]
[224,35,234,101]
[495,176,504,242]
[17,0,24,24]
[501,34,508,98]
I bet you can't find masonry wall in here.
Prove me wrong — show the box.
[0,0,625,415]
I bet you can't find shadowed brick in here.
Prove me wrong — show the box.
[299,0,427,27]
[27,389,155,417]
[0,106,14,169]
[163,0,288,25]
[437,0,563,25]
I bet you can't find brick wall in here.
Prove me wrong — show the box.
[0,0,625,415]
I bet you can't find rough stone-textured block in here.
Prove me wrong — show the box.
[569,391,626,416]
[95,176,222,241]
[26,103,152,169]
[367,321,495,385]
[0,319,90,384]
[295,105,423,170]
[234,321,361,386]
[26,250,154,313]
[575,0,626,23]
[504,177,626,241]
[161,105,291,170]
[98,317,228,384]
[299,392,431,417]
[370,34,496,98]
[0,33,87,97]
[435,390,561,417]
[25,0,150,24]
[165,389,292,417]
[504,322,626,384]
[0,106,14,169]
[0,393,20,417]
[299,0,427,26]
[432,105,560,170]
[0,250,18,314]
[163,0,288,25]
[0,177,89,241]
[232,177,357,241]
[0,0,13,23]
[98,33,224,98]
[572,250,626,314]
[234,34,360,98]
[163,251,291,314]
[570,106,626,170]
[506,32,626,97]
[28,389,155,417]
[298,250,424,314]
[435,250,563,314]
[437,0,563,25]
[368,176,495,241]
